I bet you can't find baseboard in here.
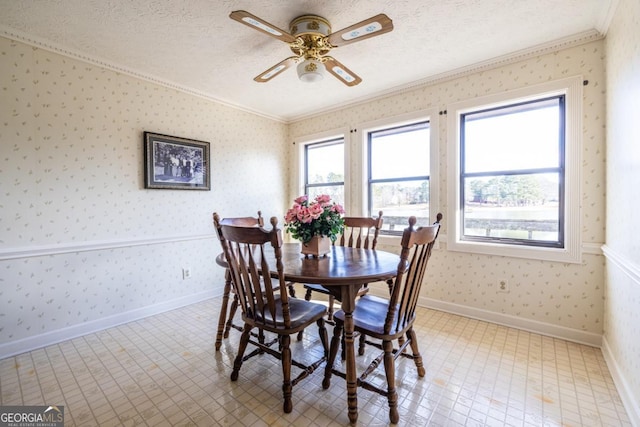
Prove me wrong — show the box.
[420,297,602,347]
[602,336,640,427]
[0,290,216,360]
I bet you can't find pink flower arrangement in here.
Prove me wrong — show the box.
[284,195,345,243]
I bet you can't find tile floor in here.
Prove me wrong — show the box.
[0,297,632,426]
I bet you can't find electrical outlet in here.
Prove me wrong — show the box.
[182,268,192,279]
[497,279,509,293]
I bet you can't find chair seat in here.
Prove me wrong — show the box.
[248,297,327,333]
[334,295,410,340]
[303,283,331,295]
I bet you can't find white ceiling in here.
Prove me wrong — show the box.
[0,0,613,123]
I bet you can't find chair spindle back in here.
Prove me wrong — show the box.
[337,211,383,249]
[385,214,442,334]
[213,213,290,329]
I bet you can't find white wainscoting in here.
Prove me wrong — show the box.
[0,233,221,359]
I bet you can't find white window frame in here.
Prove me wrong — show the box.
[357,109,440,239]
[291,127,350,210]
[447,76,583,263]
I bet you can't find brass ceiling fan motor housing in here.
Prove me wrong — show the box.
[289,15,333,61]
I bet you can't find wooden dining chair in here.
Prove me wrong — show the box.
[213,213,329,414]
[214,211,301,351]
[322,214,442,424]
[301,211,384,319]
[214,211,264,351]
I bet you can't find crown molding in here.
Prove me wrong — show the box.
[596,0,620,36]
[0,25,288,123]
[288,29,604,123]
[1,24,602,125]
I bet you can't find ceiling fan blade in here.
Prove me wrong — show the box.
[323,57,362,87]
[326,14,393,47]
[254,56,298,83]
[230,10,297,43]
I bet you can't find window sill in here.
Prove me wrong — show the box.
[447,238,582,263]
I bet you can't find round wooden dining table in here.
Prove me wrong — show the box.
[215,242,400,424]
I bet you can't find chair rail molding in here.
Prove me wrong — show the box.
[0,233,217,261]
[602,244,640,286]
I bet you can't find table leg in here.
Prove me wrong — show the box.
[215,268,232,351]
[341,284,359,424]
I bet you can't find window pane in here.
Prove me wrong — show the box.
[463,173,560,242]
[307,140,344,184]
[371,180,429,231]
[463,98,560,173]
[307,185,344,208]
[371,122,429,179]
[368,121,430,234]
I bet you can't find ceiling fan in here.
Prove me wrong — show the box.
[229,10,393,86]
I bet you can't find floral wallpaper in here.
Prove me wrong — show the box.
[2,23,637,419]
[290,39,607,341]
[1,5,636,419]
[603,0,640,421]
[0,36,289,354]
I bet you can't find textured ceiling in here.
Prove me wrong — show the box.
[0,0,613,122]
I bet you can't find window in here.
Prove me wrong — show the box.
[295,113,437,231]
[304,138,345,206]
[461,96,564,247]
[368,121,431,234]
[448,76,582,263]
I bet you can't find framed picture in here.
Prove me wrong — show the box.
[144,132,211,190]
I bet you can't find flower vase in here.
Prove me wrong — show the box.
[301,235,331,258]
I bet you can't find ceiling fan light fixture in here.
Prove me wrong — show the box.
[297,59,324,83]
[230,10,393,86]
